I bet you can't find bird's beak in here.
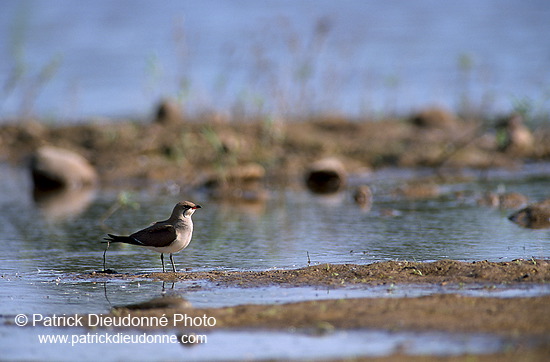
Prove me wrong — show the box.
[193,205,202,209]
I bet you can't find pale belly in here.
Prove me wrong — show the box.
[146,231,193,254]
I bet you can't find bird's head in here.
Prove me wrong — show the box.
[173,201,201,219]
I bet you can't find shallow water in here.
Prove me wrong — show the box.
[0,326,508,361]
[3,164,549,276]
[0,162,549,359]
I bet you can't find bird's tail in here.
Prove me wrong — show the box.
[103,234,135,244]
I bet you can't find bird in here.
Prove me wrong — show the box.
[103,201,201,272]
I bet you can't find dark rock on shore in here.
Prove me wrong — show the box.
[508,199,550,229]
[305,158,347,194]
[30,145,98,191]
[154,99,184,125]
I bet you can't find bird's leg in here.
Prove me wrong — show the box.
[160,253,166,273]
[103,241,110,272]
[170,253,176,273]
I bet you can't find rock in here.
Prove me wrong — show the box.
[508,199,550,229]
[225,163,265,183]
[394,183,440,200]
[154,99,183,125]
[30,146,98,191]
[477,192,528,209]
[203,163,268,204]
[204,163,265,188]
[218,133,241,154]
[19,120,48,143]
[499,192,529,209]
[305,158,347,194]
[496,113,534,155]
[409,107,457,129]
[353,185,373,210]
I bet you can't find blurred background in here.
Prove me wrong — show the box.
[1,0,549,122]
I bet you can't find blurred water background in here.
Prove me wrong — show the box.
[1,0,549,122]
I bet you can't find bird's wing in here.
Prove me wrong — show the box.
[130,223,177,248]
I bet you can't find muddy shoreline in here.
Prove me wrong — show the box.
[2,112,549,189]
[85,259,550,285]
[92,294,550,338]
[79,260,550,336]
[73,260,550,360]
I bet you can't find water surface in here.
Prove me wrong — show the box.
[0,162,549,359]
[0,326,508,361]
[1,1,549,120]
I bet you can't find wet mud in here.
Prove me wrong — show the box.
[80,260,550,335]
[76,260,550,360]
[101,294,550,337]
[86,259,550,286]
